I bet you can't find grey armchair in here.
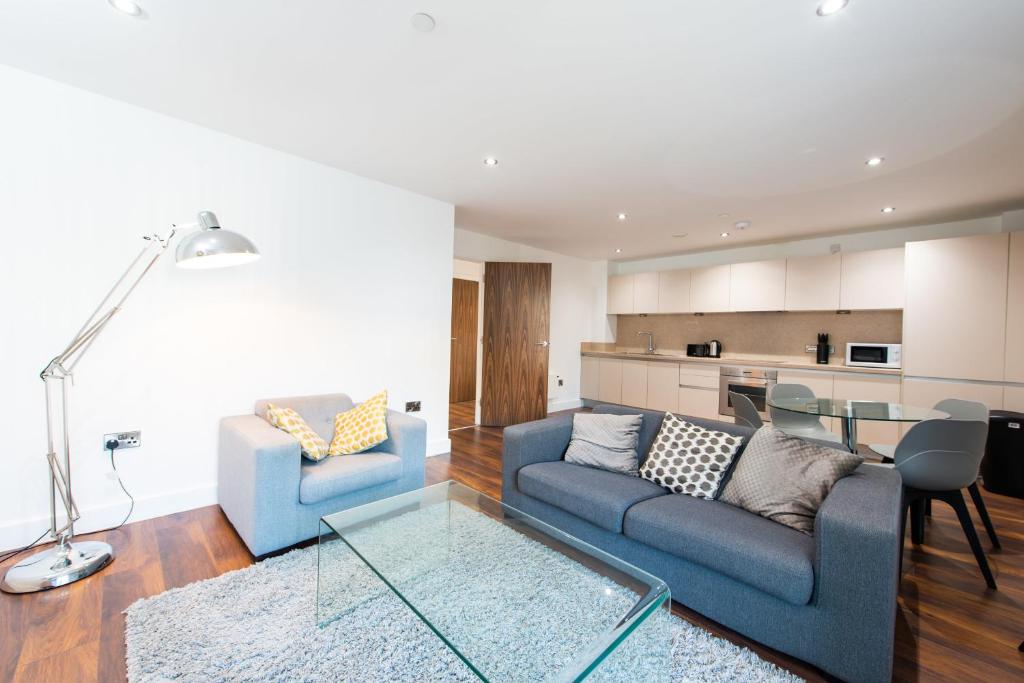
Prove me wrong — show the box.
[218,393,426,556]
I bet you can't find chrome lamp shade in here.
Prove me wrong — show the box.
[175,211,260,269]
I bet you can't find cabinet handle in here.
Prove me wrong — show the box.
[535,341,550,347]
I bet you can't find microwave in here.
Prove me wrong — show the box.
[846,342,902,369]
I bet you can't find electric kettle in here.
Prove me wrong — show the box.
[708,339,722,358]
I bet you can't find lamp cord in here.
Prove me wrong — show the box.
[0,446,136,566]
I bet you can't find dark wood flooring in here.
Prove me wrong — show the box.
[448,400,477,431]
[3,412,1023,681]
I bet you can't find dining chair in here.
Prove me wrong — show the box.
[729,391,764,429]
[870,399,1000,549]
[768,383,845,447]
[894,418,997,589]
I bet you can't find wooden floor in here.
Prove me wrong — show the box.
[448,400,477,431]
[3,414,1023,682]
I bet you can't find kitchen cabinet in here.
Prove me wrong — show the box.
[904,233,1009,382]
[839,248,905,310]
[690,265,730,313]
[832,374,902,447]
[775,370,837,434]
[621,360,648,408]
[785,254,841,311]
[1004,386,1024,413]
[730,259,786,312]
[1005,232,1024,382]
[678,386,720,420]
[646,362,679,412]
[597,358,623,404]
[607,275,634,314]
[900,377,1004,437]
[657,270,691,313]
[633,272,660,314]
[580,356,600,400]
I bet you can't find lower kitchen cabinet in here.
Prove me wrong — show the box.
[678,386,720,420]
[621,360,648,408]
[598,359,623,404]
[832,374,901,448]
[580,356,600,400]
[1004,386,1024,413]
[646,362,679,413]
[900,377,1005,437]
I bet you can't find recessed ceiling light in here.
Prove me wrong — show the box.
[483,157,498,167]
[881,206,896,214]
[734,220,751,230]
[866,156,885,167]
[816,0,849,17]
[615,248,622,254]
[410,13,436,32]
[717,212,730,218]
[617,213,628,221]
[108,0,142,16]
[720,232,730,238]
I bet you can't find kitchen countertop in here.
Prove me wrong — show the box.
[580,348,902,376]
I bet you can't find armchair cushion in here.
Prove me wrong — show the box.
[299,452,403,504]
[329,389,389,455]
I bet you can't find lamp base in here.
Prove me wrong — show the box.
[1,540,113,594]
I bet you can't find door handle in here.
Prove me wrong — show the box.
[451,337,457,341]
[535,340,550,347]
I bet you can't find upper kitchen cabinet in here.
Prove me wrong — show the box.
[633,272,660,313]
[690,265,731,313]
[785,254,841,311]
[657,269,691,313]
[839,248,905,310]
[904,233,1009,382]
[730,259,786,311]
[1005,232,1024,382]
[607,274,634,314]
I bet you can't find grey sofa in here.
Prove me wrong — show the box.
[503,404,903,683]
[219,393,426,557]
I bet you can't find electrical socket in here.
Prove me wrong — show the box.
[103,430,141,450]
[805,344,836,354]
[405,401,421,413]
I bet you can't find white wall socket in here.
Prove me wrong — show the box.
[103,430,141,450]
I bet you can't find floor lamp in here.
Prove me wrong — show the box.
[1,211,260,594]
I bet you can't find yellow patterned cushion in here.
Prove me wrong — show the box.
[329,390,390,456]
[266,403,330,462]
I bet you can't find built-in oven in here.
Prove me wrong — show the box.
[719,366,778,419]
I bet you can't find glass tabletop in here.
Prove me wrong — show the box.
[317,481,671,682]
[768,397,949,422]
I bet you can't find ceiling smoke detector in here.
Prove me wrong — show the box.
[108,0,142,16]
[734,220,751,230]
[410,13,436,32]
[817,0,849,17]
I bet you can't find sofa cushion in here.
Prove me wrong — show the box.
[517,461,667,533]
[640,413,744,499]
[623,493,816,605]
[299,453,402,504]
[564,413,643,476]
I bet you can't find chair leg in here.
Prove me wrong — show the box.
[925,498,932,517]
[899,500,910,580]
[967,482,1001,549]
[942,490,997,590]
[911,499,926,545]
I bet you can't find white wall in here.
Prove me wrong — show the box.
[0,66,455,548]
[453,229,612,412]
[613,215,1009,274]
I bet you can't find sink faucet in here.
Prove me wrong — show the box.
[637,331,655,354]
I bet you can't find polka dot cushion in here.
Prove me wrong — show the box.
[640,413,743,499]
[266,403,330,462]
[329,390,390,456]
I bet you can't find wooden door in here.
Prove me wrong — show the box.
[449,278,479,403]
[481,262,552,426]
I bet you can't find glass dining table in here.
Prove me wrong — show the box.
[766,397,949,454]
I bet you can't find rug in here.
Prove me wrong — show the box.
[126,503,803,682]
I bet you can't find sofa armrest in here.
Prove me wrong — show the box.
[812,464,903,679]
[501,413,575,500]
[372,410,427,478]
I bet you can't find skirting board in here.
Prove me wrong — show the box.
[548,398,583,413]
[0,483,218,552]
[427,438,451,457]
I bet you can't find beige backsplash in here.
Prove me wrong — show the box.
[610,310,902,361]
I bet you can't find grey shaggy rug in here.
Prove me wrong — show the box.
[126,503,803,682]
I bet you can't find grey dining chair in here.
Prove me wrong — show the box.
[870,399,1000,549]
[768,383,845,447]
[729,391,763,429]
[894,418,997,589]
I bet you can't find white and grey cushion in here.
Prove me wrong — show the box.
[719,426,863,534]
[640,413,743,499]
[564,413,644,476]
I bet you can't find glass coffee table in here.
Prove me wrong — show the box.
[317,481,671,682]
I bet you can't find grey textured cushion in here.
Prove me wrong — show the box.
[719,426,863,534]
[517,461,666,532]
[564,413,643,476]
[623,493,817,605]
[299,452,403,504]
[640,413,743,499]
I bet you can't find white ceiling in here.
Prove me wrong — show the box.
[2,0,1023,260]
